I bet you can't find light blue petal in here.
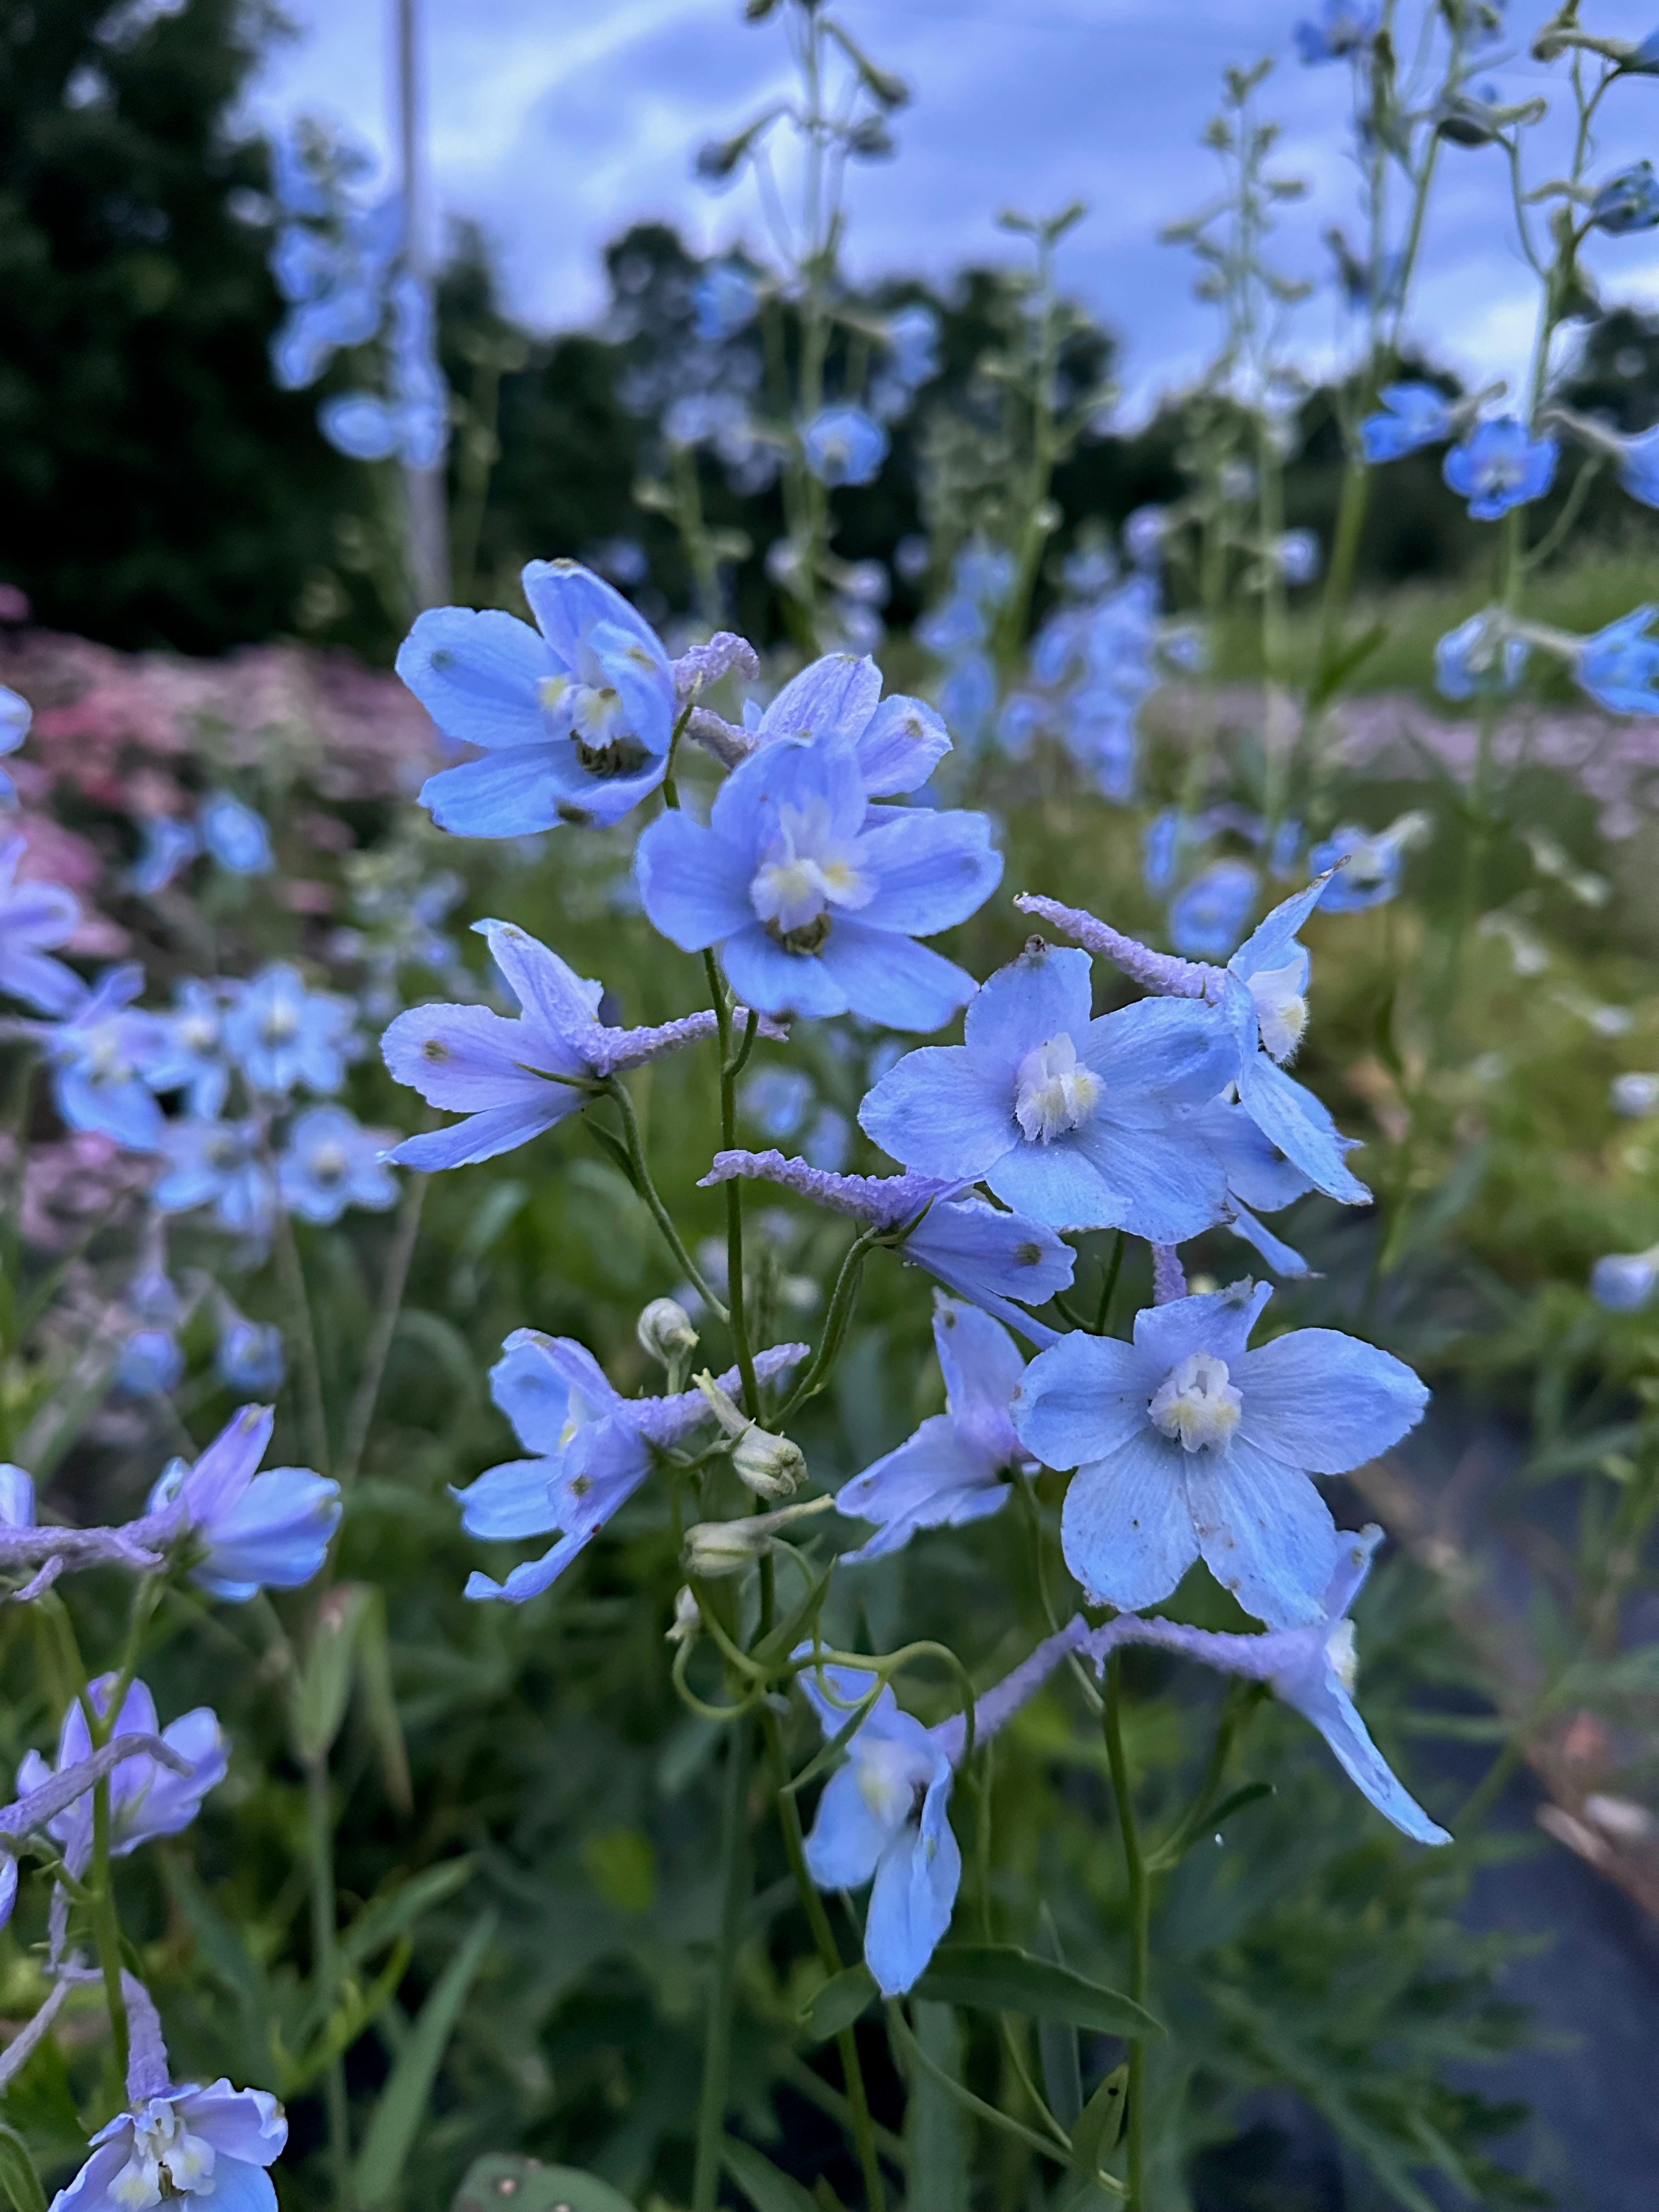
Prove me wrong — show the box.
[587,618,676,757]
[1195,1097,1316,1211]
[396,607,555,751]
[804,1761,892,1889]
[1013,1331,1152,1470]
[935,1299,1026,1442]
[464,1527,592,1602]
[1080,996,1238,1109]
[854,811,1003,935]
[195,1470,341,1595]
[634,811,754,950]
[420,743,663,837]
[838,1415,1003,1559]
[983,1136,1121,1232]
[856,694,949,794]
[817,922,978,1032]
[1059,1430,1199,1611]
[1061,1110,1230,1242]
[711,732,866,851]
[859,1045,1013,1173]
[1276,1660,1451,1844]
[1227,1203,1310,1278]
[1237,1328,1429,1473]
[1186,1437,1337,1628]
[1234,1026,1370,1203]
[759,652,883,743]
[387,1098,570,1171]
[962,944,1094,1081]
[382,1002,565,1110]
[864,1779,961,1996]
[903,1201,1074,1345]
[1130,1281,1273,1374]
[521,558,669,677]
[720,924,849,1020]
[1227,876,1330,984]
[453,1457,559,1539]
[475,921,603,1041]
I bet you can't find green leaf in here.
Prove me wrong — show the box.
[1036,1909,1083,2131]
[799,1963,876,2041]
[1310,619,1387,709]
[451,2155,636,2212]
[749,1564,833,1674]
[915,1945,1164,2038]
[353,1910,495,2208]
[291,1584,375,1767]
[905,2001,969,2212]
[1070,2063,1128,2172]
[582,1117,640,1193]
[337,1858,477,1976]
[0,2123,47,2212]
[723,2138,819,2212]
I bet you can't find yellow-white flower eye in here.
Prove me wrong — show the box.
[1148,1352,1243,1453]
[1245,961,1308,1064]
[1013,1034,1102,1143]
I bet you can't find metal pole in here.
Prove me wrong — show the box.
[396,0,451,611]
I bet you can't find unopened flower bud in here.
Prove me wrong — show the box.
[666,1584,701,1649]
[693,1370,805,1497]
[638,1297,699,1369]
[683,1495,834,1578]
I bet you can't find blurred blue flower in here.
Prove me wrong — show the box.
[1592,160,1659,233]
[114,1329,183,1398]
[224,964,355,1096]
[1435,609,1528,699]
[0,685,29,804]
[917,597,985,659]
[692,258,760,341]
[19,1676,225,1873]
[1358,381,1453,463]
[128,816,200,897]
[154,1119,274,1237]
[216,1310,285,1396]
[1443,416,1558,520]
[637,736,1000,1030]
[1592,1249,1658,1311]
[147,1402,338,1601]
[1017,1279,1427,1627]
[1143,810,1183,894]
[1611,423,1659,509]
[1169,859,1258,958]
[1277,529,1321,585]
[883,303,941,389]
[838,1299,1031,1560]
[859,939,1234,1241]
[938,652,997,748]
[1577,605,1659,715]
[384,919,737,1171]
[0,837,82,1015]
[320,272,449,470]
[278,1104,398,1224]
[1123,506,1169,568]
[140,979,230,1120]
[1294,0,1379,62]
[199,794,273,876]
[38,967,166,1152]
[1268,817,1303,878]
[744,654,951,795]
[399,560,678,837]
[1309,817,1424,911]
[802,405,889,487]
[798,1652,961,1995]
[740,1065,814,1141]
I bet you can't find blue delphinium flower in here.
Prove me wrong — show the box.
[1142,810,1184,895]
[1294,0,1379,63]
[1277,529,1321,586]
[278,1105,398,1223]
[802,405,889,487]
[199,794,273,876]
[319,272,449,470]
[1221,879,1370,1204]
[1435,610,1528,699]
[1443,416,1558,520]
[140,979,231,1119]
[1591,159,1659,233]
[1309,817,1424,911]
[54,2077,287,2212]
[1591,1248,1659,1311]
[0,685,30,804]
[0,838,82,1015]
[692,258,760,341]
[398,560,678,836]
[128,817,200,897]
[636,737,1001,1030]
[939,652,997,749]
[1015,1279,1428,1627]
[456,1332,806,1601]
[224,964,355,1096]
[383,919,747,1171]
[147,1402,339,1601]
[859,940,1234,1240]
[216,1307,285,1395]
[1357,381,1453,462]
[114,1329,184,1398]
[798,1652,961,1996]
[740,653,952,796]
[1576,606,1659,715]
[1168,858,1259,958]
[884,304,941,390]
[19,1677,226,1872]
[740,1066,815,1141]
[154,1119,274,1236]
[838,1299,1032,1560]
[38,967,166,1152]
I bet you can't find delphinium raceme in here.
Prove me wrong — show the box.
[384,549,1445,2211]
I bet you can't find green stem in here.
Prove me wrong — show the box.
[604,1079,729,1323]
[1104,1654,1149,2210]
[691,1716,753,2212]
[89,1781,128,2081]
[306,1754,353,2207]
[272,1199,330,1479]
[760,1708,887,2212]
[705,953,759,1414]
[339,1172,427,1488]
[774,1228,879,1421]
[1094,1230,1125,1335]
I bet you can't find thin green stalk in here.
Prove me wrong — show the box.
[306,1754,353,2207]
[89,1781,128,2080]
[774,1227,879,1421]
[760,1708,887,2212]
[704,953,759,1414]
[1104,1654,1149,2210]
[691,1715,753,2212]
[1094,1230,1125,1335]
[272,1200,330,1480]
[339,1172,427,1488]
[605,1078,729,1323]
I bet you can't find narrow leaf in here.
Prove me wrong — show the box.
[723,2137,819,2212]
[0,2123,47,2212]
[338,1858,477,1975]
[915,1945,1164,2038]
[1036,1909,1083,2131]
[906,2001,970,2212]
[353,1911,495,2208]
[801,1963,877,2042]
[1070,2063,1128,2171]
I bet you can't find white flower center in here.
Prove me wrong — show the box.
[1148,1352,1243,1453]
[1245,961,1308,1064]
[749,800,873,951]
[1326,1618,1358,1693]
[1013,1033,1102,1143]
[261,1000,300,1043]
[854,1735,929,1833]
[109,2099,217,2209]
[540,675,646,776]
[179,1014,218,1053]
[309,1142,348,1183]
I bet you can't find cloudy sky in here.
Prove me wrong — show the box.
[245,0,1659,413]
